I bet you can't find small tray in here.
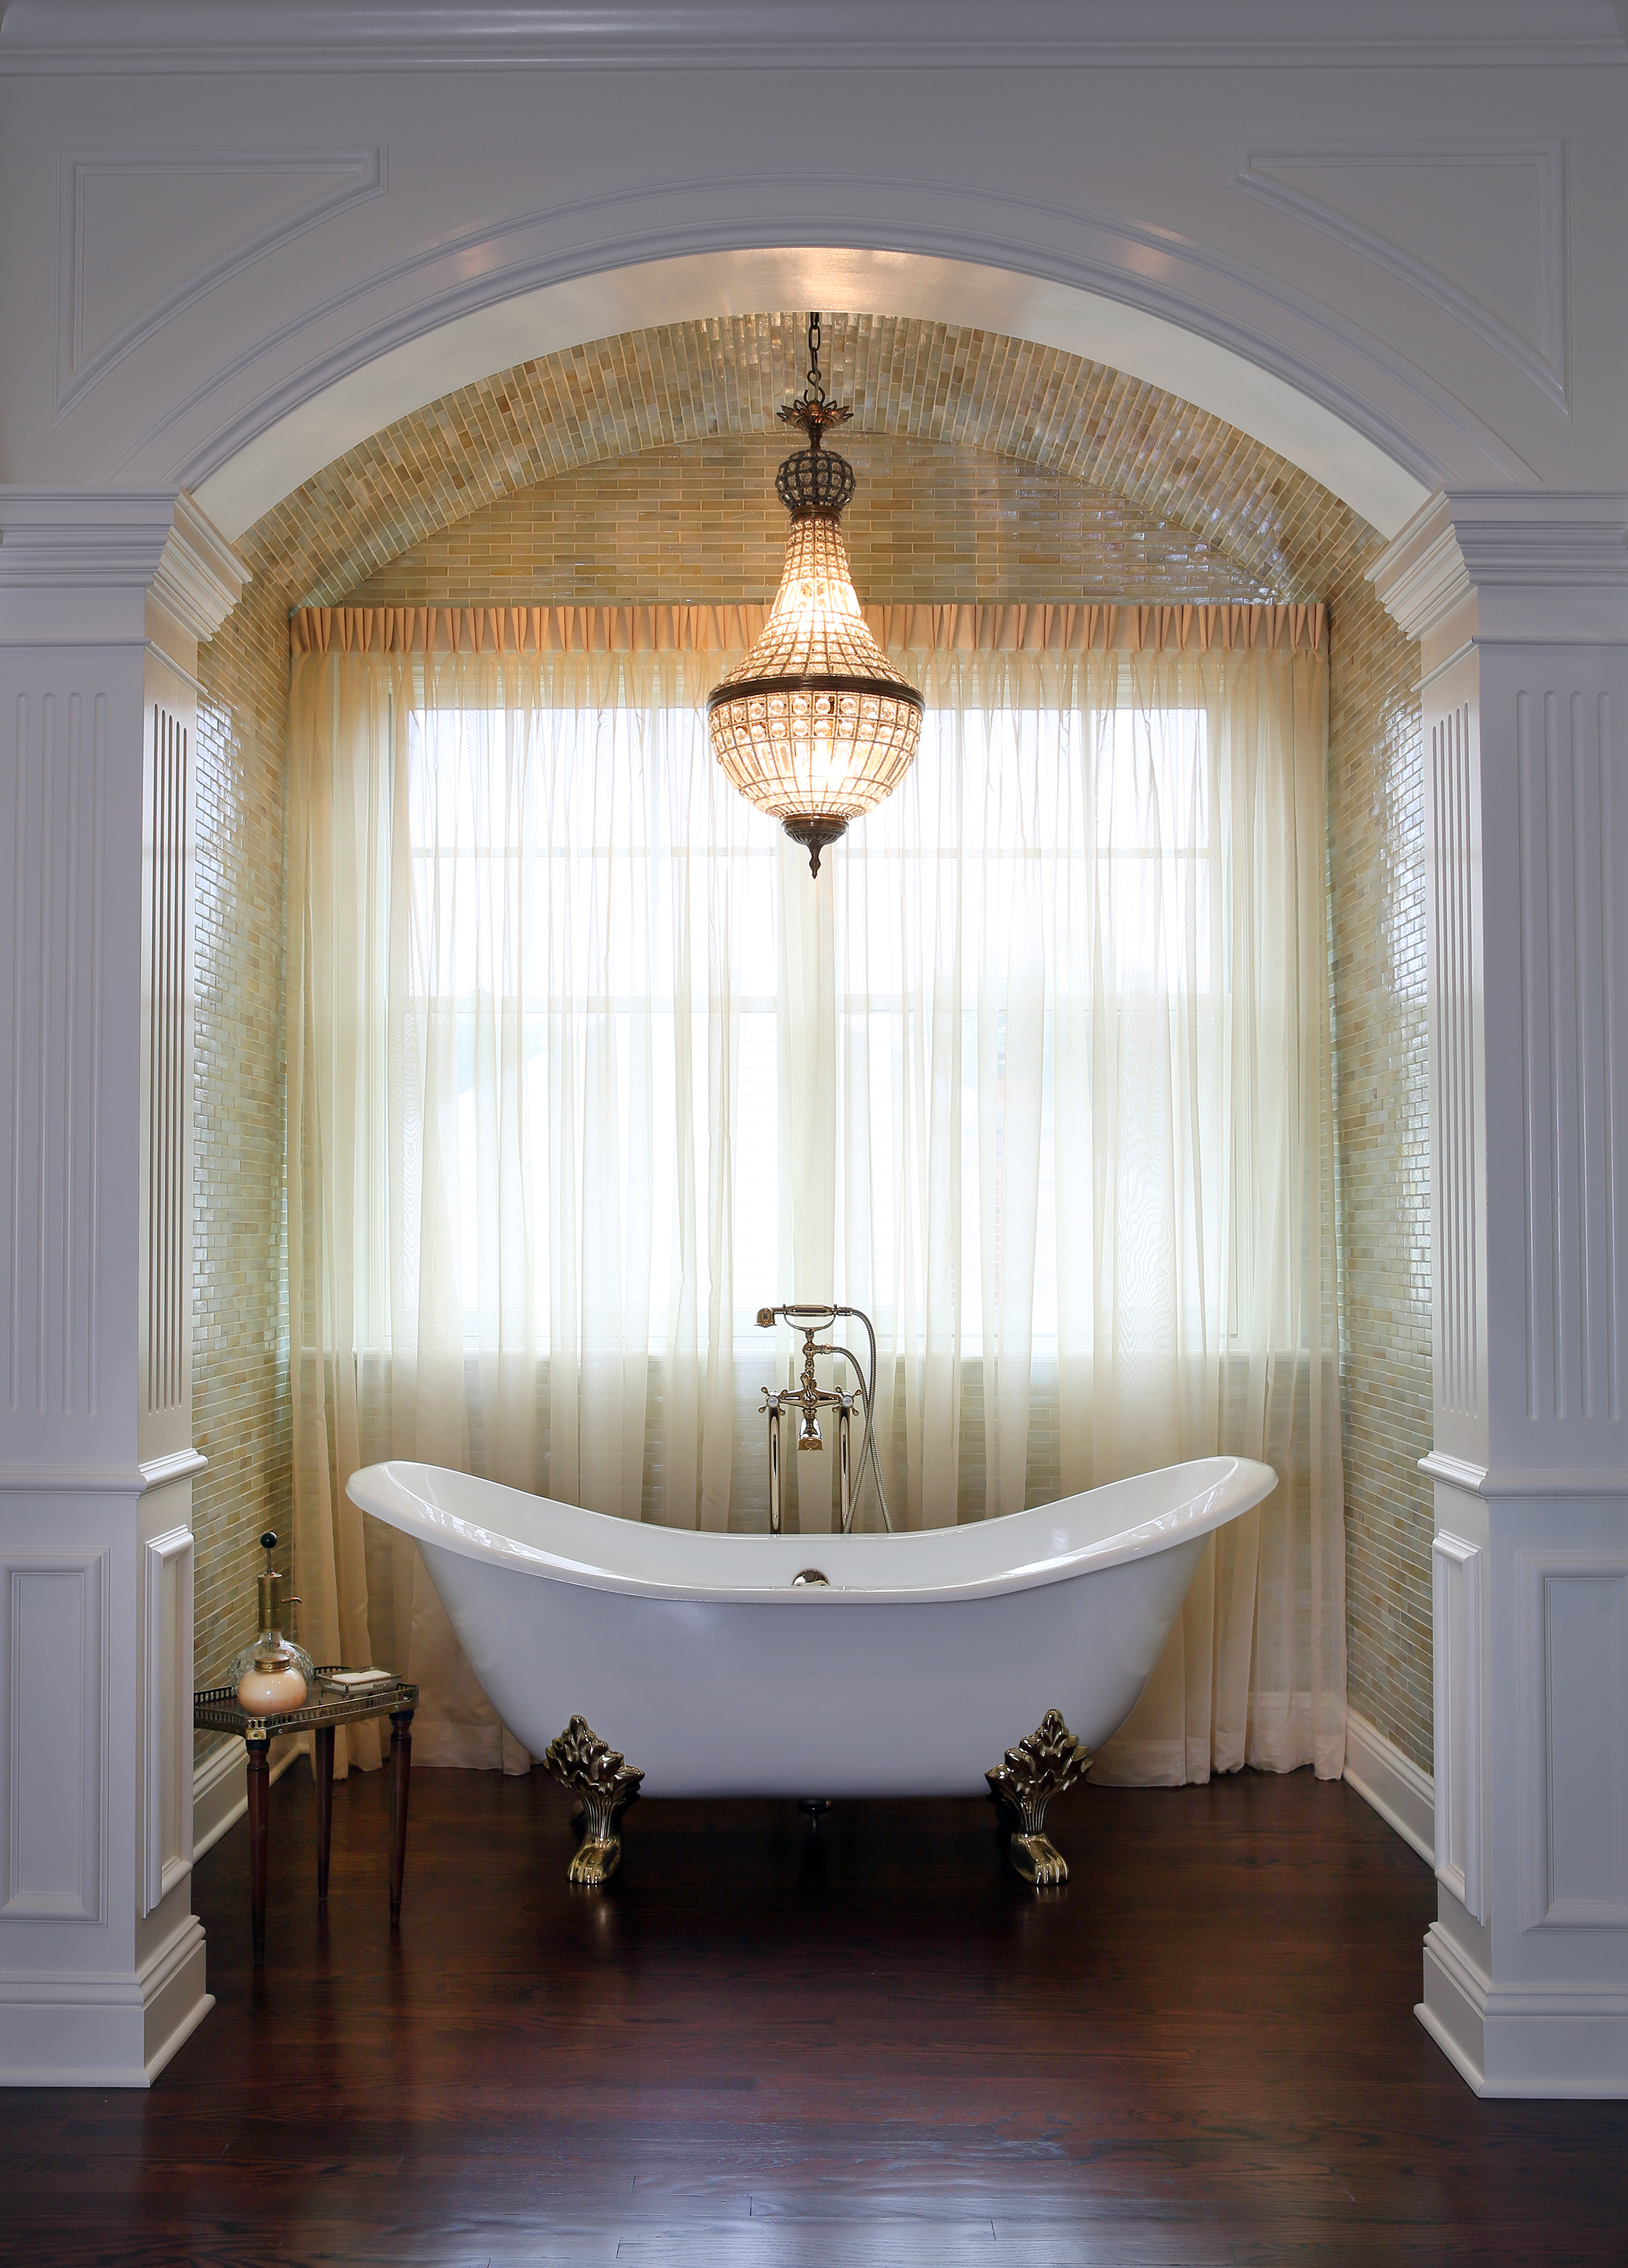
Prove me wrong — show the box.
[193,1668,420,1741]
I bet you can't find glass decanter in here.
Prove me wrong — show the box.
[230,1529,314,1708]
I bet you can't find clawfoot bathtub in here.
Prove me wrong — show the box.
[347,1455,1277,1887]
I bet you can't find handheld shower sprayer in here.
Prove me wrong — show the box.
[755,1303,894,1536]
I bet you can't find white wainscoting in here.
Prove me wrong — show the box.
[1344,1709,1435,1865]
[0,1547,109,1925]
[142,1525,192,1916]
[1518,1549,1628,1934]
[1433,1532,1486,1923]
[0,1913,213,2089]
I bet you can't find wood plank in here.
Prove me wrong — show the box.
[4,1767,1626,2265]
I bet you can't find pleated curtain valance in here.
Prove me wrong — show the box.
[289,598,1327,661]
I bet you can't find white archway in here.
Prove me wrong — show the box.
[158,224,1513,547]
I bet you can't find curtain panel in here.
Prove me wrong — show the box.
[286,630,1344,1783]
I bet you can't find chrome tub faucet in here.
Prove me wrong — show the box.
[756,1303,893,1536]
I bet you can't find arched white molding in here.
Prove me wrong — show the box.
[159,191,1525,545]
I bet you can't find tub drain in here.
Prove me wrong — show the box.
[791,1567,830,1586]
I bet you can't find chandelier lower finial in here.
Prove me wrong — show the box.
[783,816,848,880]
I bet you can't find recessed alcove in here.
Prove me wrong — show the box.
[188,311,1431,1784]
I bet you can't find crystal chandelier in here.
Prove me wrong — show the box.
[707,315,925,876]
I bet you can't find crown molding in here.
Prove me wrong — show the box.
[1,0,1623,74]
[1440,488,1628,589]
[155,493,250,640]
[1368,492,1469,641]
[1371,488,1628,644]
[0,489,248,642]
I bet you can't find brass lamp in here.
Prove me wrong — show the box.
[706,315,924,876]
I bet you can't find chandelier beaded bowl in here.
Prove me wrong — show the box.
[707,315,925,877]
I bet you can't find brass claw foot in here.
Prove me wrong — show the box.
[986,1708,1091,1890]
[568,1834,625,1888]
[543,1715,644,1888]
[1006,1831,1070,1887]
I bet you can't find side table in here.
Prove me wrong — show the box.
[194,1670,420,1967]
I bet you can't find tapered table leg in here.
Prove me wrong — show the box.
[246,1736,271,1968]
[389,1708,413,1928]
[315,1725,335,1900]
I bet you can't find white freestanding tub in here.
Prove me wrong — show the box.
[347,1456,1276,1837]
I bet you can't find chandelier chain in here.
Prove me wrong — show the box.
[805,312,825,403]
[779,311,851,446]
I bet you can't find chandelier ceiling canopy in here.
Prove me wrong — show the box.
[706,315,925,877]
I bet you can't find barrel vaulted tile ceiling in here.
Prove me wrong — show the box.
[234,314,1378,612]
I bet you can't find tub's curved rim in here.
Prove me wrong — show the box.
[345,1453,1278,1606]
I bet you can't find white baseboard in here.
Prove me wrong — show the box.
[0,1915,212,2090]
[1344,1708,1435,1863]
[1418,1921,1490,2094]
[140,1916,214,2086]
[193,1734,303,1860]
[0,1742,305,2090]
[1419,1921,1628,2098]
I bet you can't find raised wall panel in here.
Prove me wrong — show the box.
[56,147,387,418]
[1433,1531,1485,1923]
[1,1549,108,1924]
[142,1525,192,1917]
[0,686,107,1422]
[1228,141,1568,409]
[1519,1550,1628,1932]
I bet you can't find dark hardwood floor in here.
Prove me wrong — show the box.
[5,1764,1625,2265]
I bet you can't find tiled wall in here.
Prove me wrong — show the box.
[1326,576,1432,1770]
[346,435,1285,609]
[191,309,1435,1773]
[192,573,294,1753]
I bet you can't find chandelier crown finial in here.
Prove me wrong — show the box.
[777,312,853,445]
[775,312,856,518]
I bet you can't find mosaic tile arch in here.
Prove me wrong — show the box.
[196,310,1435,1773]
[253,314,1371,613]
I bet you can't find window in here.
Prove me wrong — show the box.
[404,683,1216,1367]
[292,635,1334,1534]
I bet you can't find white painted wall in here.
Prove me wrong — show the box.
[1,3,1627,522]
[1374,488,1628,2096]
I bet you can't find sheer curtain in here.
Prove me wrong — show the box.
[286,624,1343,1782]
